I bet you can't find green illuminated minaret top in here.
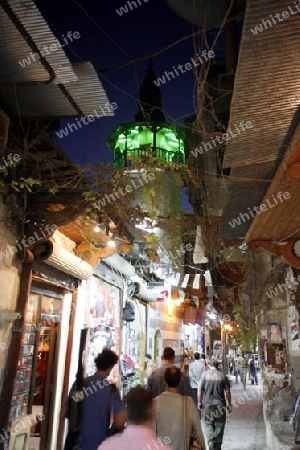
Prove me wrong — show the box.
[106,58,185,168]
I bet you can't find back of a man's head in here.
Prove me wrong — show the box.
[210,360,220,369]
[162,347,175,361]
[126,388,152,424]
[201,353,206,359]
[164,366,181,388]
[194,352,200,360]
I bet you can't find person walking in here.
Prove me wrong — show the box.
[153,366,205,450]
[146,346,193,399]
[249,355,258,385]
[80,349,126,450]
[189,352,205,413]
[229,356,234,375]
[198,360,231,450]
[200,353,209,370]
[98,387,172,450]
[238,352,248,390]
[233,355,239,383]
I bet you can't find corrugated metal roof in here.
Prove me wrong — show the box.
[220,0,300,238]
[220,163,275,238]
[0,62,114,118]
[67,63,114,117]
[224,0,300,168]
[0,0,113,118]
[0,0,77,84]
[246,122,300,242]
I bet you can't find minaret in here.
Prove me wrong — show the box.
[106,59,185,263]
[135,57,165,123]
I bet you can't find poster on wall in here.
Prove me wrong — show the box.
[259,329,268,365]
[290,319,300,350]
[267,323,282,342]
[260,329,267,340]
[265,342,287,374]
[24,295,38,324]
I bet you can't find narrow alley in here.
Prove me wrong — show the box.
[222,374,268,450]
[2,1,300,450]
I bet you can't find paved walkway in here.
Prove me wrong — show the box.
[220,373,269,450]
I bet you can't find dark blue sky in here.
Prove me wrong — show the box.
[36,0,227,165]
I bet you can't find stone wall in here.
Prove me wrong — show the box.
[0,195,22,393]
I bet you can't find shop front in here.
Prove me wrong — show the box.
[120,298,147,395]
[7,261,76,450]
[86,275,122,385]
[86,272,147,396]
[183,306,206,353]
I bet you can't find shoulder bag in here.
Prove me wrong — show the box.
[183,396,202,450]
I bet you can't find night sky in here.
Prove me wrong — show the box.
[35,0,227,160]
[34,0,230,210]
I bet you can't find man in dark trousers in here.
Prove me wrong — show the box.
[198,360,231,450]
[189,352,205,413]
[146,347,193,399]
[249,355,258,385]
[153,367,205,450]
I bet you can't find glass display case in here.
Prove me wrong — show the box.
[9,306,37,422]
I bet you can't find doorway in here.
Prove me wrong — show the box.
[28,293,62,450]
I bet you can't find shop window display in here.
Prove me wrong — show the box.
[8,292,62,450]
[121,301,146,396]
[87,279,121,381]
[9,294,39,422]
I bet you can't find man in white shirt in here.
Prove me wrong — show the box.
[189,352,205,414]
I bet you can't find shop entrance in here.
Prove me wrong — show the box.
[30,293,62,450]
[30,321,59,450]
[8,290,62,450]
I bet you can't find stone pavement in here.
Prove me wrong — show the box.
[219,373,269,450]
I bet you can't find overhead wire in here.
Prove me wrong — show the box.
[0,0,264,295]
[65,0,246,197]
[46,0,140,162]
[71,0,141,107]
[72,0,131,60]
[71,0,237,153]
[7,0,281,277]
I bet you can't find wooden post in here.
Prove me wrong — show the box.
[0,262,32,450]
[56,290,78,450]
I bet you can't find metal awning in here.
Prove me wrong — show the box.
[0,62,114,118]
[0,0,113,118]
[220,0,300,238]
